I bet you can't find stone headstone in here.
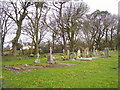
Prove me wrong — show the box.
[35,59,40,64]
[47,47,55,64]
[67,50,70,59]
[70,53,76,61]
[47,54,55,64]
[35,53,40,64]
[104,47,109,57]
[77,49,81,59]
[63,49,65,54]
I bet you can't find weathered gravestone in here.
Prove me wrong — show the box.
[70,53,76,61]
[47,47,55,64]
[35,53,40,64]
[104,47,109,57]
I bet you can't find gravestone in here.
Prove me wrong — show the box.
[67,50,70,59]
[77,49,81,59]
[104,47,109,57]
[93,46,96,56]
[63,49,65,54]
[95,49,98,56]
[70,53,76,61]
[47,47,55,64]
[86,47,89,57]
[35,53,40,64]
[81,48,84,57]
[84,48,87,57]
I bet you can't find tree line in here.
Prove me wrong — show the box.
[1,0,118,56]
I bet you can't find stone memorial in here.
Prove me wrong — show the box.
[104,47,109,57]
[35,53,40,64]
[70,53,76,61]
[47,47,55,64]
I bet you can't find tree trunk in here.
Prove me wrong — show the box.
[62,34,67,52]
[35,6,39,55]
[12,23,22,56]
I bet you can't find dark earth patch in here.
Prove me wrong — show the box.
[3,63,76,72]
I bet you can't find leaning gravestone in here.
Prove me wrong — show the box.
[47,47,55,64]
[35,53,40,64]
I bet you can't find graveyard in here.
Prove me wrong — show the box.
[2,49,118,88]
[1,0,119,89]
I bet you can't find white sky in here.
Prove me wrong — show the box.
[4,0,120,47]
[83,0,119,14]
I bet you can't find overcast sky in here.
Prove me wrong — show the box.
[4,0,120,47]
[83,0,119,14]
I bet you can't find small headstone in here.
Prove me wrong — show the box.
[35,59,40,64]
[25,64,28,67]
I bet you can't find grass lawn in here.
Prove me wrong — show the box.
[2,51,118,88]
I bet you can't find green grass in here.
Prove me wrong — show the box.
[2,51,118,88]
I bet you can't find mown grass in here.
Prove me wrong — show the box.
[2,51,118,88]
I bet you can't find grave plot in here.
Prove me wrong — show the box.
[3,63,76,72]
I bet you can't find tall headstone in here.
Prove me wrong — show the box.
[67,50,70,59]
[47,47,55,64]
[77,49,81,59]
[35,53,40,64]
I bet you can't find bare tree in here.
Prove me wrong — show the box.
[25,2,48,54]
[0,2,14,55]
[4,1,31,56]
[45,1,88,52]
